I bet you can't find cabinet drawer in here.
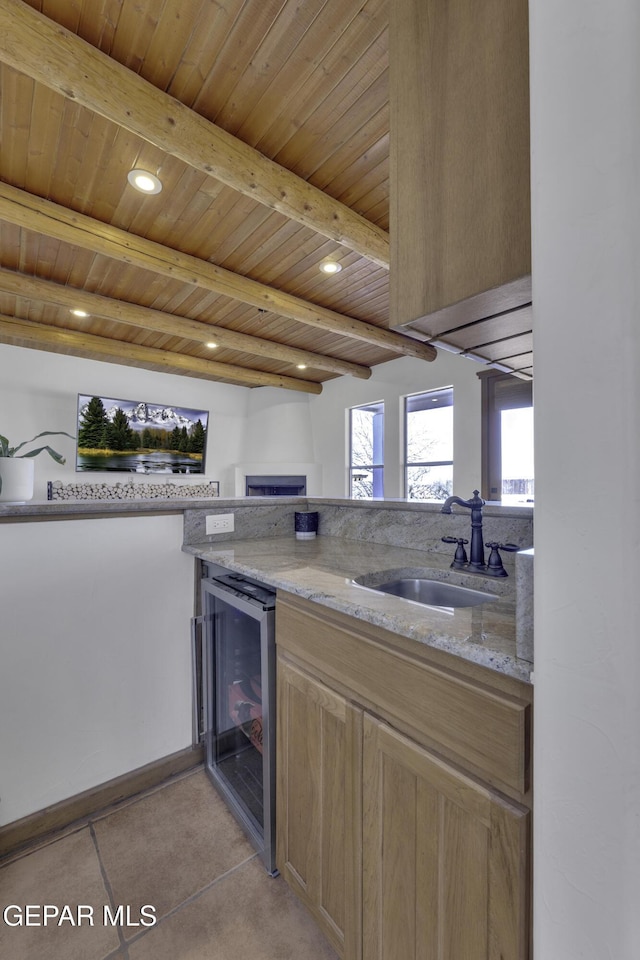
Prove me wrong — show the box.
[277,593,531,798]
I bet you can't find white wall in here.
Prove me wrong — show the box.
[240,355,484,499]
[0,345,252,823]
[241,388,315,462]
[0,343,250,498]
[235,387,323,494]
[0,514,194,825]
[309,352,483,498]
[530,1,640,955]
[0,341,485,502]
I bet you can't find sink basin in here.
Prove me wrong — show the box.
[356,577,497,609]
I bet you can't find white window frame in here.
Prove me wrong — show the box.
[403,386,454,501]
[348,400,384,499]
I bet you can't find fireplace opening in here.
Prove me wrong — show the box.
[245,475,306,497]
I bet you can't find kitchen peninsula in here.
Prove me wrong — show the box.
[183,525,527,681]
[1,494,534,955]
[1,493,534,686]
[180,496,533,957]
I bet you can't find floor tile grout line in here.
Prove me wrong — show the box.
[122,851,261,948]
[88,765,204,827]
[1,772,277,957]
[102,948,127,960]
[89,821,130,960]
[0,765,204,868]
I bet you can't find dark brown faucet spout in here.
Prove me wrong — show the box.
[441,490,486,568]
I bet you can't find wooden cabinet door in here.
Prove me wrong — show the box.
[276,657,362,958]
[390,0,530,326]
[362,715,530,960]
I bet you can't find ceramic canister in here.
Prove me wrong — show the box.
[294,510,319,540]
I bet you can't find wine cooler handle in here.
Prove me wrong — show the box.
[190,615,205,745]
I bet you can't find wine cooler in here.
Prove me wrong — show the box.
[199,564,277,874]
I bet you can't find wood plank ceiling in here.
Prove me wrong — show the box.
[0,0,530,394]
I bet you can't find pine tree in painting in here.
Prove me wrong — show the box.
[78,397,109,449]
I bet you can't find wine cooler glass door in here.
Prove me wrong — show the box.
[202,579,276,874]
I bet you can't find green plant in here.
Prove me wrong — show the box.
[0,431,75,495]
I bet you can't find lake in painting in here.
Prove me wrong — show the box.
[76,451,203,473]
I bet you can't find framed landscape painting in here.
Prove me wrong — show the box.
[76,394,209,474]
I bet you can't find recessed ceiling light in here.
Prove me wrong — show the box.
[296,363,307,370]
[205,342,218,349]
[71,309,89,317]
[127,169,163,194]
[319,260,342,275]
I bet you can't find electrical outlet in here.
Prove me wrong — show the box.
[206,513,234,535]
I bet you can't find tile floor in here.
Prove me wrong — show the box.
[0,768,339,960]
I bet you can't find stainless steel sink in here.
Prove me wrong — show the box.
[355,576,497,609]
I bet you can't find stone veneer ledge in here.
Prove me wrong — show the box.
[48,479,220,500]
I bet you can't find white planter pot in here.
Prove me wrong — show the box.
[0,458,35,502]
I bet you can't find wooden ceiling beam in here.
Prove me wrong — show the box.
[0,315,323,394]
[0,181,437,362]
[0,268,372,380]
[0,0,390,269]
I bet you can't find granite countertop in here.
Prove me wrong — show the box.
[0,495,534,520]
[0,497,223,520]
[183,535,531,683]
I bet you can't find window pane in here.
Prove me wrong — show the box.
[407,405,453,462]
[406,465,453,501]
[351,407,376,466]
[351,466,383,499]
[501,407,534,504]
[479,370,532,501]
[405,387,453,501]
[350,401,384,498]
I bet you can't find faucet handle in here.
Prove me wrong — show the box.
[442,536,469,568]
[485,542,519,577]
